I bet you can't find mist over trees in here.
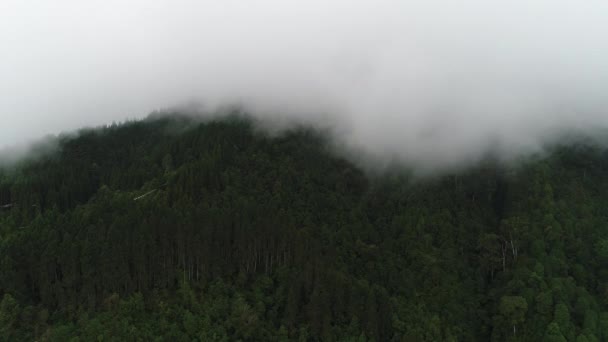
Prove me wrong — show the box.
[2,1,608,340]
[0,113,607,341]
[3,1,608,168]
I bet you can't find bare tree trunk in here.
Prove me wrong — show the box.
[509,233,517,260]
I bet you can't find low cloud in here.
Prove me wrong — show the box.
[1,0,607,171]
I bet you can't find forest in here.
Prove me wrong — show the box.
[1,112,608,341]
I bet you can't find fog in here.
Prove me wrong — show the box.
[1,0,608,170]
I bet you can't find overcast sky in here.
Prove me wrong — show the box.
[1,0,608,169]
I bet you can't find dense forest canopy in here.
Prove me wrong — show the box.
[1,113,608,341]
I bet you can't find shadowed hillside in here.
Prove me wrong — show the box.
[1,113,608,341]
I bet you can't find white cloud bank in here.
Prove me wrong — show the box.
[1,0,608,170]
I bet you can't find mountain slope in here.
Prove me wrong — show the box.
[1,114,608,341]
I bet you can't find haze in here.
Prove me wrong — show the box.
[1,0,608,170]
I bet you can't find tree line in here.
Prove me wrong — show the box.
[1,113,608,341]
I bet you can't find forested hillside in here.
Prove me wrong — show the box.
[1,113,608,341]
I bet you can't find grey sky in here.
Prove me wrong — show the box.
[1,0,608,169]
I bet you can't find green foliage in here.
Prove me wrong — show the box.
[0,294,20,340]
[496,296,528,337]
[544,322,567,342]
[1,113,608,340]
